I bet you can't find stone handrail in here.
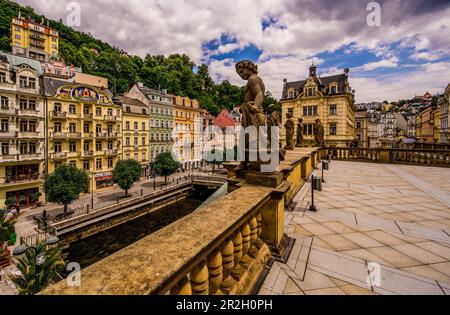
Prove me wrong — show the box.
[42,185,275,295]
[324,147,450,167]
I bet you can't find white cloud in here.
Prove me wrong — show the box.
[15,0,450,102]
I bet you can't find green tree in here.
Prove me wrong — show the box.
[43,165,89,214]
[154,152,180,183]
[112,159,142,196]
[0,213,14,245]
[10,241,65,295]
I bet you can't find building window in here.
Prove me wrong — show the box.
[126,106,131,113]
[83,160,90,171]
[107,108,113,116]
[107,157,113,168]
[0,96,8,108]
[306,87,316,97]
[329,104,337,115]
[303,124,314,135]
[330,85,337,94]
[1,143,9,155]
[142,108,147,115]
[54,141,62,153]
[126,137,130,146]
[108,141,113,150]
[2,119,10,131]
[125,121,130,130]
[96,159,102,170]
[96,141,102,151]
[69,141,76,152]
[302,106,318,116]
[287,108,294,117]
[69,104,76,114]
[54,122,62,132]
[134,122,138,132]
[83,123,90,133]
[96,107,102,116]
[69,123,76,133]
[142,137,146,145]
[69,160,76,167]
[142,152,146,161]
[330,123,337,135]
[142,122,146,131]
[356,122,362,129]
[0,72,6,82]
[134,137,138,146]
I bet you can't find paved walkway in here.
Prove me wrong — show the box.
[261,161,450,295]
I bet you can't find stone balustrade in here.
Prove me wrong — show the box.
[325,147,450,167]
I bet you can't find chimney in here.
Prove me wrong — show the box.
[283,78,287,86]
[344,68,349,76]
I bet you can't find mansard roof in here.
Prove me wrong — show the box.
[282,73,347,100]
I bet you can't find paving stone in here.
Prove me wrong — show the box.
[272,269,289,295]
[283,277,303,294]
[401,265,450,284]
[356,213,401,233]
[317,234,361,251]
[392,243,447,264]
[311,237,334,250]
[341,249,395,268]
[414,241,450,260]
[301,223,335,236]
[429,262,450,276]
[364,230,407,246]
[374,266,444,295]
[397,222,450,244]
[304,287,346,295]
[322,221,357,234]
[340,284,377,295]
[341,232,384,248]
[291,269,338,291]
[293,225,313,237]
[367,247,420,268]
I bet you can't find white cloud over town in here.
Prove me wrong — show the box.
[16,0,450,102]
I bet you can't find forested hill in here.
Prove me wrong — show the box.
[0,0,279,115]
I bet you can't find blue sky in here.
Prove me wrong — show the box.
[17,0,450,102]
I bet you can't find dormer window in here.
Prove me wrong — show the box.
[306,87,316,97]
[0,72,6,82]
[330,85,337,94]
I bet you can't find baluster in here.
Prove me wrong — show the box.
[190,260,209,295]
[207,249,223,295]
[220,238,235,294]
[231,230,243,279]
[247,215,258,258]
[239,222,251,269]
[255,212,263,249]
[170,275,192,295]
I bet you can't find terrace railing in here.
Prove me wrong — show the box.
[324,147,450,167]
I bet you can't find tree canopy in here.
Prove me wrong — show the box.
[112,159,142,196]
[154,152,180,183]
[43,165,89,213]
[0,0,280,116]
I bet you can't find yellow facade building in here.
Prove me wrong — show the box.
[173,95,202,170]
[281,65,356,147]
[43,78,122,192]
[0,52,45,208]
[11,16,59,62]
[119,96,150,176]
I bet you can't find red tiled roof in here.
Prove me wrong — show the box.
[213,109,236,129]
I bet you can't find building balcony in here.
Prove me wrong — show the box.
[82,150,94,158]
[17,86,39,94]
[0,154,17,163]
[0,106,15,116]
[0,130,15,139]
[83,113,93,120]
[105,149,119,156]
[95,132,107,138]
[16,131,41,139]
[49,111,67,119]
[106,132,119,138]
[67,132,82,138]
[67,151,80,158]
[83,132,95,138]
[20,153,42,161]
[29,33,45,41]
[51,152,67,160]
[104,115,119,122]
[51,132,67,139]
[16,108,41,117]
[4,173,41,184]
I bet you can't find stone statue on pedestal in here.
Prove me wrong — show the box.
[313,118,324,147]
[284,113,295,150]
[267,104,285,161]
[296,118,303,147]
[234,60,266,171]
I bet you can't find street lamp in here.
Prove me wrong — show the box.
[12,236,60,293]
[91,171,95,209]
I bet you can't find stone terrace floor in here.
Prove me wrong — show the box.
[260,161,450,295]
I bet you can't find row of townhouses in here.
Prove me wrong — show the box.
[0,50,205,208]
